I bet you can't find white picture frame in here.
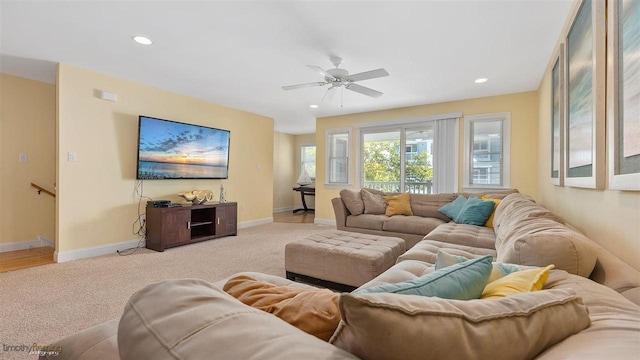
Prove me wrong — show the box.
[607,0,640,191]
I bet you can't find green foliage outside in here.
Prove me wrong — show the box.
[363,140,433,183]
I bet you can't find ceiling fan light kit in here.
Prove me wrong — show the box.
[282,56,389,105]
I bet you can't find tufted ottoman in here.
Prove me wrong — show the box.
[285,230,406,291]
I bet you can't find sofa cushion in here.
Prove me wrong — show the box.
[118,279,358,360]
[40,319,119,360]
[356,255,493,300]
[362,188,387,214]
[409,192,457,221]
[397,239,497,265]
[330,289,590,360]
[424,222,497,249]
[346,214,386,231]
[455,196,496,225]
[223,275,341,341]
[437,194,467,219]
[435,249,523,283]
[383,192,413,216]
[481,196,502,228]
[382,215,445,235]
[535,270,640,359]
[482,265,554,299]
[494,193,597,278]
[339,189,364,215]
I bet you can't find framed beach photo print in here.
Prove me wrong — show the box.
[551,46,565,186]
[607,0,640,191]
[564,0,606,189]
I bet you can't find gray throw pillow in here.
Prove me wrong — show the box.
[361,189,386,215]
[340,189,364,215]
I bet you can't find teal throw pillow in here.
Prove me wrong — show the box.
[356,255,493,300]
[435,250,522,283]
[437,195,468,220]
[455,196,496,225]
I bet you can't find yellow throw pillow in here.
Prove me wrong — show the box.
[481,196,502,228]
[481,265,554,299]
[224,275,340,341]
[383,192,413,216]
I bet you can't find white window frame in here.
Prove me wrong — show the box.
[300,143,316,179]
[325,128,352,188]
[355,113,461,193]
[463,112,511,191]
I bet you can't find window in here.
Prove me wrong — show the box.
[355,114,460,194]
[463,113,511,190]
[300,144,316,179]
[326,128,351,187]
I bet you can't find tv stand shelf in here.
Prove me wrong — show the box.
[145,202,237,252]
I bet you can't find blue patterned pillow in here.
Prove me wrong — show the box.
[455,196,495,225]
[437,195,468,220]
[435,250,522,283]
[356,255,493,300]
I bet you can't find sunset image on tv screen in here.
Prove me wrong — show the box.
[137,116,230,179]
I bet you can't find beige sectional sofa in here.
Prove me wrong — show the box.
[332,188,516,248]
[41,193,640,360]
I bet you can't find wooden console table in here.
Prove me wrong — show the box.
[292,186,315,213]
[145,202,237,252]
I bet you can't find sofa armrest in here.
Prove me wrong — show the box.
[332,197,349,230]
[40,319,120,360]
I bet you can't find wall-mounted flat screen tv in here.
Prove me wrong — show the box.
[136,116,230,179]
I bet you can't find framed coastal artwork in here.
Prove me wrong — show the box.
[607,0,640,191]
[564,0,606,189]
[550,46,565,186]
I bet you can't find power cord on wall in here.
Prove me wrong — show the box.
[118,179,153,256]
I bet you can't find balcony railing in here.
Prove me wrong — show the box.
[363,181,433,194]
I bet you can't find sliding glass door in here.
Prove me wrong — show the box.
[361,125,434,194]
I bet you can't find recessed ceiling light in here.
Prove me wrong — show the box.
[309,104,318,109]
[474,78,488,84]
[132,36,153,45]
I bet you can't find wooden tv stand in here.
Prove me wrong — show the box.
[145,202,237,252]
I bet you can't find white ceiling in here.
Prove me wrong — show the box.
[0,0,572,134]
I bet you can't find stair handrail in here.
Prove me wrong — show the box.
[31,183,55,198]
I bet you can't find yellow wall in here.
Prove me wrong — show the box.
[0,73,56,246]
[536,2,640,271]
[56,64,274,253]
[315,91,539,221]
[273,131,295,211]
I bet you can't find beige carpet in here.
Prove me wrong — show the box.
[0,222,331,360]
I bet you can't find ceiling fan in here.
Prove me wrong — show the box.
[282,56,389,103]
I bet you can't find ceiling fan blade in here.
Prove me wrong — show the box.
[346,68,389,82]
[321,86,337,103]
[307,65,336,80]
[282,82,326,90]
[346,83,383,98]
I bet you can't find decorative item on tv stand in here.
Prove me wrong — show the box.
[178,190,214,205]
[297,167,312,187]
[219,184,227,203]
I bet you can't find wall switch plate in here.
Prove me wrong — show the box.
[19,153,27,163]
[68,152,77,162]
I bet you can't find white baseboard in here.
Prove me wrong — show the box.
[273,206,295,213]
[0,235,55,253]
[50,218,281,263]
[38,234,55,248]
[0,240,40,253]
[239,217,273,229]
[314,218,336,227]
[55,238,145,263]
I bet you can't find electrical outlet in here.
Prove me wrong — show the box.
[140,214,146,223]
